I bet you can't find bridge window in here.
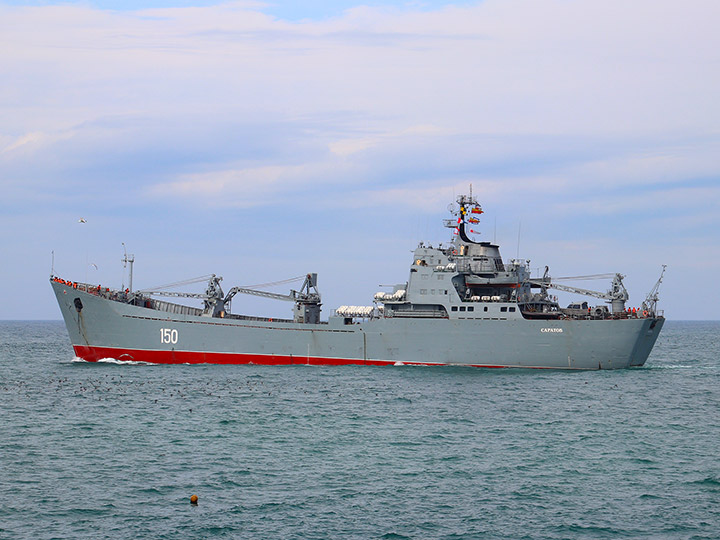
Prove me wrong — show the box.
[500,307,507,312]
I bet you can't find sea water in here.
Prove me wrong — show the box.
[1,320,718,539]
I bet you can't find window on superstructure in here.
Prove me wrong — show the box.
[500,307,507,312]
[460,306,466,312]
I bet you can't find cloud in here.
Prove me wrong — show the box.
[148,161,342,207]
[554,184,720,219]
[3,0,718,138]
[1,130,76,156]
[2,132,46,154]
[1,0,719,320]
[328,124,445,157]
[561,136,720,188]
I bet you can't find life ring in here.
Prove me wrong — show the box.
[642,310,649,318]
[452,250,458,255]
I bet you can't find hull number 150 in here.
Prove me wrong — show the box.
[160,328,178,344]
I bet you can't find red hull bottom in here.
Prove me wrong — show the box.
[72,345,518,369]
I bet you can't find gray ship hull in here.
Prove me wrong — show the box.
[52,281,664,370]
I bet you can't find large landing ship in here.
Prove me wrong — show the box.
[52,193,665,369]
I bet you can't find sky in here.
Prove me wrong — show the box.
[1,0,719,320]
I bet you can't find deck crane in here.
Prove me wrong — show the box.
[142,273,322,323]
[641,265,667,315]
[223,273,321,323]
[529,272,629,314]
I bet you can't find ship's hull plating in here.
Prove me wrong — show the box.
[53,282,664,370]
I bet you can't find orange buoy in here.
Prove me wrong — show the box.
[190,494,198,505]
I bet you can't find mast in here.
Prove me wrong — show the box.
[444,190,484,245]
[122,243,135,293]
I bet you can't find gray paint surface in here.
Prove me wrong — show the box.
[52,281,663,370]
[50,193,665,370]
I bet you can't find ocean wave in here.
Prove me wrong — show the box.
[70,356,152,366]
[690,476,720,489]
[647,362,720,371]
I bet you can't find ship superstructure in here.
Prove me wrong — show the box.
[51,193,665,369]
